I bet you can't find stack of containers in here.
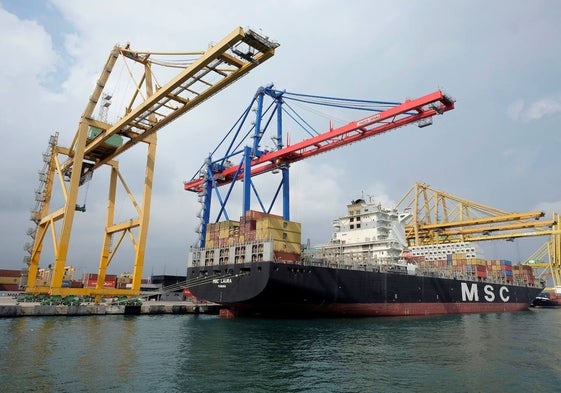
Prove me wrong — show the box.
[205,220,240,248]
[512,265,535,285]
[254,213,301,262]
[501,259,513,282]
[203,210,302,263]
[485,259,514,282]
[486,259,501,280]
[0,269,23,291]
[244,210,301,262]
[411,247,538,285]
[466,258,487,279]
[205,222,217,248]
[417,252,489,279]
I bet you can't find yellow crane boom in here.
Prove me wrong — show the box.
[397,182,556,245]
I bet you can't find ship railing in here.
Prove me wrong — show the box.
[303,256,414,273]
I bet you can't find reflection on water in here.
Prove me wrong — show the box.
[1,310,561,392]
[0,316,139,392]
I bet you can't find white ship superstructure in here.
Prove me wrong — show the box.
[313,198,485,267]
[314,198,411,264]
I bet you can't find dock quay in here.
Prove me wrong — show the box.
[0,296,220,317]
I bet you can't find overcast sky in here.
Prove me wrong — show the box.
[1,0,561,277]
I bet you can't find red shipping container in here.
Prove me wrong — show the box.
[0,284,20,291]
[70,280,83,288]
[274,251,301,262]
[0,269,22,277]
[104,280,116,288]
[85,279,116,288]
[245,230,256,241]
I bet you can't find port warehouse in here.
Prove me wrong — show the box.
[0,269,188,301]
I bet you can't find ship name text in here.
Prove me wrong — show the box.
[213,278,232,288]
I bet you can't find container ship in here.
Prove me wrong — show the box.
[187,198,544,317]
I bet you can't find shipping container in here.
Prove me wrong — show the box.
[273,240,301,254]
[0,269,23,278]
[0,277,20,285]
[70,280,83,288]
[0,284,20,292]
[85,279,117,288]
[274,251,301,262]
[256,228,301,243]
[245,210,283,221]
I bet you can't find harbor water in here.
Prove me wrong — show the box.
[1,309,560,392]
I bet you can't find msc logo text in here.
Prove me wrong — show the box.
[461,282,510,302]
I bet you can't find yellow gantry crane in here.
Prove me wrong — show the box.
[397,182,557,245]
[24,27,279,301]
[524,222,561,292]
[397,182,561,289]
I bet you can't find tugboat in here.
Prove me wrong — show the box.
[531,288,561,308]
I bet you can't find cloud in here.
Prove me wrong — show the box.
[508,96,561,122]
[525,97,561,121]
[0,7,58,92]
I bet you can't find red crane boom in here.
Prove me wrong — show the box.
[184,90,454,193]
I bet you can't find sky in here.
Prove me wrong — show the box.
[1,0,561,277]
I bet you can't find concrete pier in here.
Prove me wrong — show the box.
[0,296,220,317]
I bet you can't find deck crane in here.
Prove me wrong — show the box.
[25,27,279,301]
[183,85,455,247]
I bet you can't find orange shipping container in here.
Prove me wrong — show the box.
[0,277,20,285]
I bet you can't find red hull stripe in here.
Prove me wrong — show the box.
[231,302,532,317]
[318,302,531,316]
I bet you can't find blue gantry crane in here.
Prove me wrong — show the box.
[184,85,455,247]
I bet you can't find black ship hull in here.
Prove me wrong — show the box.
[187,261,543,317]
